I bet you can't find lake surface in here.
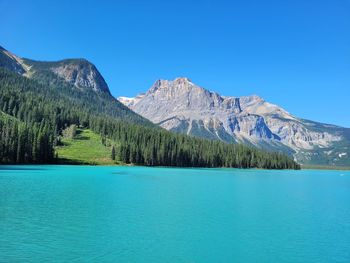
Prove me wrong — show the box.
[1,166,349,262]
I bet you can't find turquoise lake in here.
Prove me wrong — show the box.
[1,166,349,262]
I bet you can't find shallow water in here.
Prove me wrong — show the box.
[1,166,349,262]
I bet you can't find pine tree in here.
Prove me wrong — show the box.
[111,145,116,161]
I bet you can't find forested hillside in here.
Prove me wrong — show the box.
[0,68,299,169]
[0,110,54,163]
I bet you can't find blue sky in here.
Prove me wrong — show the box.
[1,0,349,127]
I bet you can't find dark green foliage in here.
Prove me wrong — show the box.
[0,68,299,169]
[111,145,116,161]
[0,113,54,163]
[90,118,299,169]
[27,68,153,126]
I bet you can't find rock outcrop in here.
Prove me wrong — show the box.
[49,59,110,93]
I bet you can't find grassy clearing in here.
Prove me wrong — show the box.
[56,129,120,165]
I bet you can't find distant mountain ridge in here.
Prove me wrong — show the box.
[119,77,350,166]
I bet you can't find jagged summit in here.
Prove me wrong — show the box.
[155,77,193,83]
[148,77,197,94]
[119,77,350,165]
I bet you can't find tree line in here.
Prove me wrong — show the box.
[0,68,300,169]
[91,117,299,169]
[0,115,54,163]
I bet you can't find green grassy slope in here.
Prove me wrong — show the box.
[56,129,120,165]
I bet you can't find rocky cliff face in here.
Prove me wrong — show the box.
[49,59,110,93]
[119,77,350,166]
[0,46,110,94]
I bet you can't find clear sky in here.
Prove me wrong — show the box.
[1,0,349,127]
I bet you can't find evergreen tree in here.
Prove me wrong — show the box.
[111,145,116,161]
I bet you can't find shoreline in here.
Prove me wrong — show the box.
[301,165,350,171]
[1,163,350,171]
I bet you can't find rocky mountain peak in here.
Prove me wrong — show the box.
[118,78,348,166]
[49,59,110,94]
[147,77,212,101]
[149,77,196,94]
[174,77,192,84]
[0,45,111,95]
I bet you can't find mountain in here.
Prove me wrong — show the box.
[119,77,350,167]
[24,58,111,94]
[0,45,110,94]
[0,45,151,125]
[0,45,26,74]
[0,45,298,169]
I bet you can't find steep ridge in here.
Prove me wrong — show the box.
[119,77,350,166]
[0,46,110,94]
[0,46,26,74]
[24,58,111,94]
